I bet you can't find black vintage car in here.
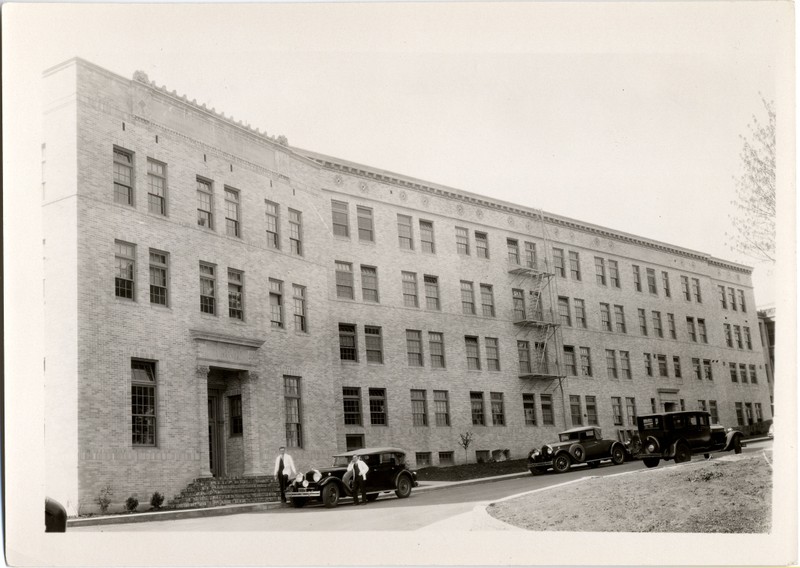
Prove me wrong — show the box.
[635,410,744,468]
[527,426,627,474]
[285,447,418,508]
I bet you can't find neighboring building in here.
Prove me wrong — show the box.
[758,305,776,416]
[43,58,774,514]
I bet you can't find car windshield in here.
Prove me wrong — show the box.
[333,456,350,467]
[558,432,580,442]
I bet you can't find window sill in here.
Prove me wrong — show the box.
[200,312,219,320]
[339,360,360,366]
[333,235,352,242]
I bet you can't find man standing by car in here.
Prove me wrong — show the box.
[273,446,296,504]
[347,454,369,505]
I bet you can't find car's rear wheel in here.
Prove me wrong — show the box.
[733,436,743,454]
[610,445,625,465]
[322,483,340,508]
[366,494,379,502]
[290,497,307,508]
[674,442,691,464]
[395,475,412,498]
[643,457,660,468]
[553,453,571,473]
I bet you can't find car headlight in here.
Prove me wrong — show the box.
[545,446,553,455]
[726,427,733,433]
[295,473,304,483]
[302,480,309,488]
[532,449,540,457]
[312,470,322,482]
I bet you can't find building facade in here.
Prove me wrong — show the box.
[43,58,774,515]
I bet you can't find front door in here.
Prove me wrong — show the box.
[208,393,224,477]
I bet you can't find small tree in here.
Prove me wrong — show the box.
[458,431,474,464]
[150,492,165,510]
[125,496,139,513]
[96,486,113,515]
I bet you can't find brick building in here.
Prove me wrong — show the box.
[43,58,773,515]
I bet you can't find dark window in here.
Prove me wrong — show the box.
[229,395,243,436]
[339,324,358,361]
[369,388,387,425]
[343,387,362,425]
[131,360,156,446]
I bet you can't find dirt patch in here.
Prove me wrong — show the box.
[416,459,528,481]
[487,454,772,533]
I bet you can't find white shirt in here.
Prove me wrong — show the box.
[273,453,297,478]
[347,459,370,480]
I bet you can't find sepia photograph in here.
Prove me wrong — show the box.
[3,1,796,566]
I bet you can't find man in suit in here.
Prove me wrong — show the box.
[346,454,370,505]
[273,446,297,504]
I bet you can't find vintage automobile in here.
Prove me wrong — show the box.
[635,410,744,468]
[284,447,418,508]
[526,426,626,474]
[45,497,67,532]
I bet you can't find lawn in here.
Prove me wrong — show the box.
[487,453,772,533]
[416,458,529,481]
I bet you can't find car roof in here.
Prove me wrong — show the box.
[638,411,710,419]
[558,426,598,435]
[333,447,406,457]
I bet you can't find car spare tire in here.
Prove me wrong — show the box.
[568,443,585,462]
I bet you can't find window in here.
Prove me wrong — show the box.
[523,393,537,426]
[200,262,216,315]
[749,364,758,384]
[570,395,582,426]
[729,287,738,310]
[434,390,450,426]
[456,227,470,255]
[644,353,653,377]
[369,388,387,425]
[439,451,454,465]
[197,177,213,228]
[652,311,663,338]
[600,303,612,331]
[518,341,531,374]
[229,395,243,436]
[735,402,744,426]
[480,284,495,317]
[512,289,526,321]
[335,262,355,300]
[227,269,244,320]
[346,434,364,451]
[638,309,648,336]
[606,349,618,379]
[146,159,167,215]
[284,377,302,447]
[686,317,697,342]
[357,206,374,242]
[113,148,134,205]
[739,363,748,383]
[491,392,505,426]
[662,271,671,297]
[719,285,728,309]
[569,251,581,280]
[625,397,637,426]
[397,214,414,250]
[609,260,620,288]
[265,201,280,249]
[343,387,362,425]
[406,330,424,367]
[614,305,626,333]
[289,209,303,255]
[563,346,577,375]
[574,299,587,328]
[332,200,349,237]
[485,338,500,371]
[586,396,598,425]
[698,318,707,343]
[692,358,702,380]
[558,297,572,326]
[657,354,668,377]
[709,400,719,423]
[411,390,428,426]
[293,285,306,332]
[632,265,642,292]
[595,257,607,285]
[667,313,676,339]
[681,276,691,301]
[365,326,383,363]
[729,363,738,383]
[415,452,432,467]
[424,276,440,310]
[361,266,379,303]
[754,402,762,422]
[429,332,445,368]
[692,278,702,302]
[470,392,485,425]
[147,250,169,306]
[465,336,481,370]
[673,356,682,378]
[553,248,565,277]
[620,351,631,379]
[269,279,283,328]
[524,242,536,268]
[224,187,240,237]
[402,271,419,307]
[580,347,593,377]
[646,268,657,294]
[115,241,136,299]
[734,325,743,349]
[475,232,489,258]
[131,360,156,445]
[460,281,475,315]
[612,397,623,425]
[420,220,435,253]
[541,394,554,425]
[744,327,753,350]
[507,239,520,264]
[738,290,747,312]
[338,324,358,361]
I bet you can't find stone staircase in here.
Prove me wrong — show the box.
[168,476,281,509]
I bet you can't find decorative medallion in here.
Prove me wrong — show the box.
[399,190,407,201]
[608,240,614,249]
[421,196,430,207]
[456,204,465,216]
[569,231,575,240]
[525,221,532,231]
[594,237,601,247]
[359,181,368,193]
[334,174,343,186]
[507,216,515,227]
[553,228,559,237]
[476,208,484,219]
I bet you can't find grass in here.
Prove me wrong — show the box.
[416,458,529,481]
[487,453,772,533]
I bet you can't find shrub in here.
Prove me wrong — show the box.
[150,491,165,510]
[96,486,113,515]
[124,496,139,513]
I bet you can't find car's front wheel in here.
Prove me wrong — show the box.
[610,445,625,465]
[553,453,571,473]
[322,483,340,508]
[395,475,412,498]
[290,497,307,508]
[674,442,691,464]
[643,457,660,468]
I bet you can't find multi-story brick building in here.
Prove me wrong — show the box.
[43,58,773,515]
